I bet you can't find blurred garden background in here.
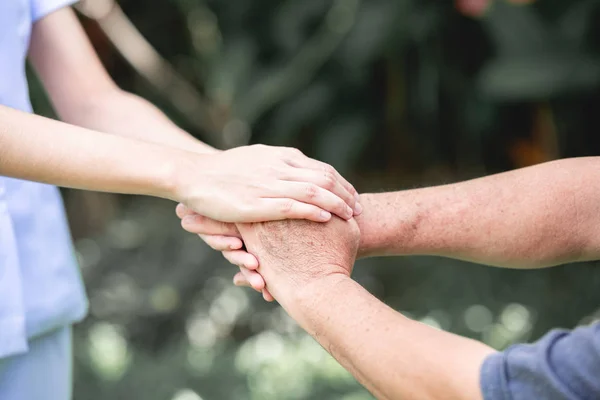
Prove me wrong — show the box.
[27,0,600,398]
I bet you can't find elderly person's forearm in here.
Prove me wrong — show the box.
[357,157,600,268]
[275,273,494,400]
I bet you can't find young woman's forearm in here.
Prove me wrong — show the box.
[357,158,600,268]
[0,104,182,198]
[53,89,218,155]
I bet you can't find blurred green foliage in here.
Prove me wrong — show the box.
[27,0,600,399]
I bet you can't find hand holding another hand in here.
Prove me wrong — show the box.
[174,144,362,300]
[236,216,360,303]
[173,144,361,223]
[176,205,361,302]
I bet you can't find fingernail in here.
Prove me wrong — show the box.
[320,211,331,221]
[354,202,363,215]
[182,216,194,224]
[346,206,353,218]
[354,192,360,202]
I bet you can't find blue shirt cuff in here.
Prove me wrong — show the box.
[481,351,512,400]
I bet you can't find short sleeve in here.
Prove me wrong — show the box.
[480,322,600,400]
[30,0,79,22]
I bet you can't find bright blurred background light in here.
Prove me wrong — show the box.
[172,389,203,400]
[464,304,493,333]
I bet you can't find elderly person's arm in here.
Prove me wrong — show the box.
[237,218,494,400]
[356,157,600,268]
[238,218,600,400]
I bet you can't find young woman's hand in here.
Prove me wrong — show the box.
[173,144,361,223]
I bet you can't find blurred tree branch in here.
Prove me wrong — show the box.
[75,0,362,148]
[235,0,362,125]
[76,0,226,148]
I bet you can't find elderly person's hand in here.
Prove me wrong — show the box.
[235,216,360,302]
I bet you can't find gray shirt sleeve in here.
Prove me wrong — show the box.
[480,322,600,400]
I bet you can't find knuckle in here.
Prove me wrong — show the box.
[280,199,295,215]
[336,199,348,213]
[284,147,303,157]
[305,184,318,199]
[322,172,336,189]
[323,164,336,176]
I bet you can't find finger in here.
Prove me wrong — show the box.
[280,168,357,215]
[222,250,259,270]
[233,271,274,301]
[286,157,359,211]
[233,272,251,287]
[267,182,353,220]
[176,203,196,219]
[250,198,332,222]
[182,214,241,237]
[262,288,275,302]
[238,265,265,292]
[199,234,243,251]
[233,271,273,301]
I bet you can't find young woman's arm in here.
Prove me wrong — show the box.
[0,104,352,223]
[0,104,180,198]
[11,6,359,224]
[28,7,215,155]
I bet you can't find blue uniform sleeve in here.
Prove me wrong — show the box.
[30,0,79,22]
[481,322,600,400]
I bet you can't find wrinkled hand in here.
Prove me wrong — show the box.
[236,216,360,302]
[174,145,361,300]
[174,144,361,223]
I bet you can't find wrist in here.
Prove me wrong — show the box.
[266,263,351,301]
[153,148,211,202]
[354,193,385,258]
[354,192,429,258]
[274,272,352,327]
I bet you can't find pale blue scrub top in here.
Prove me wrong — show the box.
[0,0,88,358]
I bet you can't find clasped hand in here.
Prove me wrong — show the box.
[173,144,361,301]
